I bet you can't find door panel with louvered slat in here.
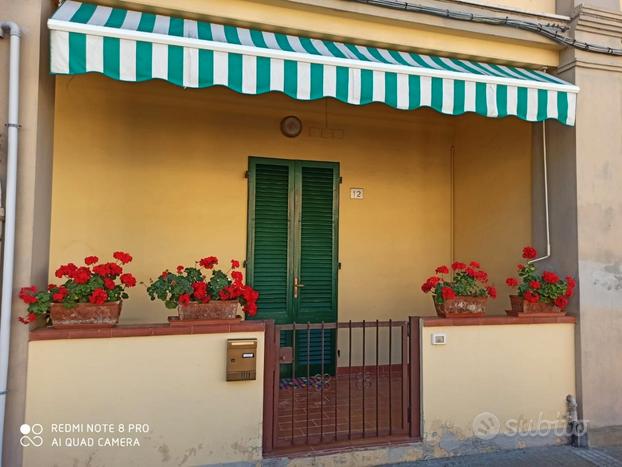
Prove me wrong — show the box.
[248,157,339,375]
[247,161,293,324]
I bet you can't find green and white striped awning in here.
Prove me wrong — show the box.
[49,1,578,125]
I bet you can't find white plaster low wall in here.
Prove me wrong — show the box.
[22,330,264,466]
[421,321,576,456]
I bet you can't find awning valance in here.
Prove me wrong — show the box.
[49,1,578,125]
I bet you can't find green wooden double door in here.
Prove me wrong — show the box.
[247,157,339,376]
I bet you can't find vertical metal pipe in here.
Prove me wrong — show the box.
[530,121,552,264]
[0,22,21,465]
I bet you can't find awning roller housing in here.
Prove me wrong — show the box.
[49,1,578,125]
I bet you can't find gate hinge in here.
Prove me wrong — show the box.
[339,176,343,184]
[338,262,342,270]
[243,259,247,268]
[244,170,249,179]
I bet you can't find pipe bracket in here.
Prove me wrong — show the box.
[4,123,21,128]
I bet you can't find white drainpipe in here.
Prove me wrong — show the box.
[529,121,551,264]
[0,20,22,466]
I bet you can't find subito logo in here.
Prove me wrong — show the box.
[472,412,501,440]
[19,424,43,447]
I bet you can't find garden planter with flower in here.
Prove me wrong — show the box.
[18,251,136,328]
[422,261,496,318]
[147,257,259,324]
[505,246,575,317]
[49,301,122,328]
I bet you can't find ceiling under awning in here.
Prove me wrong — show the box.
[48,0,578,125]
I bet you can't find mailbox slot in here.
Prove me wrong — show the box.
[227,338,257,381]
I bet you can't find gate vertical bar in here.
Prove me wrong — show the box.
[362,320,366,438]
[306,322,310,444]
[388,319,393,435]
[375,320,379,437]
[334,322,338,441]
[320,322,325,441]
[262,320,276,454]
[401,322,408,433]
[348,320,352,440]
[291,323,297,445]
[409,316,421,439]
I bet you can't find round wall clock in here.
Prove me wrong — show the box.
[280,115,302,138]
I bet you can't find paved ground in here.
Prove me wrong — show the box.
[393,445,622,466]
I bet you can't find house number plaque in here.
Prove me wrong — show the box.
[350,188,364,199]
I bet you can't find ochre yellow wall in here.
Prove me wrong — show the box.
[422,323,576,446]
[50,74,531,323]
[453,116,533,314]
[23,332,265,466]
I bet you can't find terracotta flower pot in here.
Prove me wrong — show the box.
[177,300,239,321]
[50,302,122,328]
[506,295,566,317]
[434,296,487,318]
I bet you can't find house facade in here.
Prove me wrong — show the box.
[1,0,622,466]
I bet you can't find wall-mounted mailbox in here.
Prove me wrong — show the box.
[226,338,257,381]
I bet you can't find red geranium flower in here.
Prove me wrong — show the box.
[178,294,191,305]
[427,276,441,287]
[421,282,432,293]
[231,271,243,283]
[465,267,476,278]
[18,287,38,304]
[84,256,99,265]
[103,278,116,290]
[486,286,497,298]
[441,287,456,300]
[435,265,449,274]
[113,251,133,264]
[517,264,525,271]
[451,262,466,271]
[52,286,68,302]
[566,276,576,289]
[192,281,207,300]
[88,288,108,305]
[469,261,480,268]
[72,267,92,284]
[542,271,560,284]
[506,277,519,287]
[555,296,569,308]
[176,265,184,273]
[55,263,77,279]
[120,273,136,287]
[18,312,37,324]
[231,259,240,269]
[565,287,574,297]
[524,290,540,303]
[522,246,537,260]
[475,270,488,282]
[529,280,541,289]
[199,256,218,269]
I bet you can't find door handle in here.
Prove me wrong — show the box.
[294,277,305,299]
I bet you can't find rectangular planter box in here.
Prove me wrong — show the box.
[434,296,487,318]
[50,302,122,328]
[177,300,239,321]
[506,295,565,317]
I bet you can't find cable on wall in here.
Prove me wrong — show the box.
[352,0,622,56]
